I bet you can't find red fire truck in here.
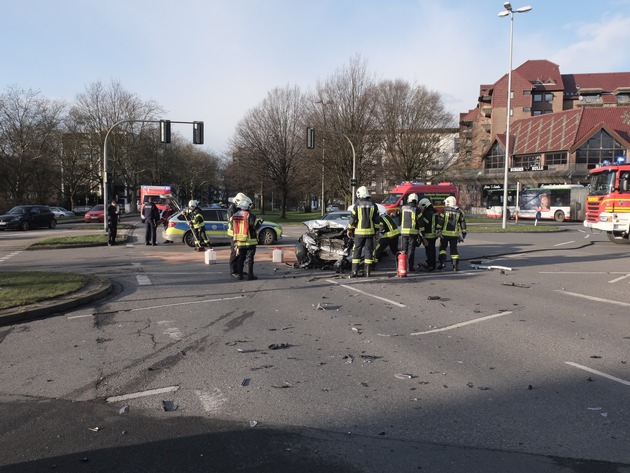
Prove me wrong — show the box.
[381,181,458,217]
[583,161,630,244]
[140,185,172,216]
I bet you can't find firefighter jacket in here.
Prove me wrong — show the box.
[400,204,421,236]
[227,203,238,237]
[232,209,259,247]
[420,205,439,238]
[437,206,467,238]
[379,213,400,239]
[348,199,380,236]
[183,207,206,230]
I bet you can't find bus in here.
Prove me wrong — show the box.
[381,181,457,218]
[485,185,587,222]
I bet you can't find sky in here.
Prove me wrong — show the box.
[4,0,630,155]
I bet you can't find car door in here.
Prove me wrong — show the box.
[202,209,229,243]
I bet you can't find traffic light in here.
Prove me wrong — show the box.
[193,121,204,145]
[350,178,357,187]
[306,127,316,149]
[160,120,171,144]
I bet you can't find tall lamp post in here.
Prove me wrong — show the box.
[499,2,532,229]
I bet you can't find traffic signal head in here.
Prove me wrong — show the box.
[193,121,204,145]
[160,120,171,144]
[306,127,316,149]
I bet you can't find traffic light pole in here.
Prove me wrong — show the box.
[102,119,204,231]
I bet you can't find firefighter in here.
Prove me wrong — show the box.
[347,186,380,278]
[418,197,439,271]
[228,192,247,277]
[437,196,467,272]
[374,204,400,265]
[399,193,422,272]
[143,197,160,246]
[231,196,260,280]
[184,200,210,251]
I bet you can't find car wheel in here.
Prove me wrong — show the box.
[49,219,57,229]
[184,231,196,247]
[20,221,30,231]
[258,228,275,245]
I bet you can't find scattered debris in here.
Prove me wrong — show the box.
[119,405,129,415]
[466,382,474,388]
[360,355,381,363]
[162,400,178,412]
[241,378,250,387]
[249,420,258,427]
[590,355,602,359]
[527,385,533,390]
[471,264,513,271]
[427,295,441,300]
[237,348,257,353]
[271,382,293,388]
[501,282,530,288]
[395,373,414,380]
[88,427,100,432]
[343,354,354,364]
[268,343,290,350]
[314,303,327,310]
[360,382,369,387]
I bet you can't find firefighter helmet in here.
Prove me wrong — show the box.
[238,196,252,210]
[407,193,418,204]
[419,198,432,209]
[234,192,246,205]
[188,200,199,209]
[445,196,457,207]
[356,186,370,199]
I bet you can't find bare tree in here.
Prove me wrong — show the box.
[374,79,456,183]
[231,85,310,218]
[0,86,66,207]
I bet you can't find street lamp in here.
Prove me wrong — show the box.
[498,2,532,229]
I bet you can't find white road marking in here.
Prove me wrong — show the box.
[106,385,180,403]
[557,290,630,307]
[67,314,93,320]
[565,362,630,387]
[609,273,630,284]
[326,279,406,308]
[553,240,575,247]
[0,251,21,263]
[136,275,151,286]
[410,311,512,336]
[129,295,245,312]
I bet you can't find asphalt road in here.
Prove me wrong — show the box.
[0,222,629,473]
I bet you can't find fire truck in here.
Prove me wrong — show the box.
[583,160,630,244]
[381,181,458,218]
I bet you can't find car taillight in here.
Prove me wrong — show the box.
[168,222,176,228]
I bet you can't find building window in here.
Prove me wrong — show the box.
[576,129,626,169]
[533,110,542,116]
[546,152,567,165]
[544,93,553,102]
[484,142,505,169]
[533,94,542,102]
[513,155,540,167]
[522,107,531,112]
[523,90,531,96]
[617,94,630,104]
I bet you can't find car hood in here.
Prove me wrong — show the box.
[303,220,347,231]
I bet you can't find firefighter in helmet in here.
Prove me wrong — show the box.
[400,193,422,272]
[231,196,261,280]
[374,204,400,265]
[228,192,247,277]
[347,186,380,278]
[437,195,467,272]
[418,197,439,271]
[184,200,210,251]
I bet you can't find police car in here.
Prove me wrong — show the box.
[162,208,283,247]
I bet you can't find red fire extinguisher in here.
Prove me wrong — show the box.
[397,252,407,277]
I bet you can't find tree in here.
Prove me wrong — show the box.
[374,79,456,183]
[231,85,310,218]
[0,86,66,207]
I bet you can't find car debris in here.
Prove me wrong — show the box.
[162,400,178,412]
[470,264,513,271]
[268,343,290,350]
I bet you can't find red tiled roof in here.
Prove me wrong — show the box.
[563,72,630,95]
[513,60,563,91]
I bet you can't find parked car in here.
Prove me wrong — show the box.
[84,205,105,223]
[49,207,75,218]
[162,208,283,247]
[0,205,57,231]
[326,204,340,212]
[72,206,92,216]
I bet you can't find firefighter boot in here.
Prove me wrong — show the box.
[350,263,359,278]
[247,265,258,280]
[365,264,371,278]
[437,255,445,271]
[453,259,459,272]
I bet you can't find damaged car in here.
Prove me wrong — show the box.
[294,220,352,272]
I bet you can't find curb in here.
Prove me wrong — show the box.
[0,275,114,326]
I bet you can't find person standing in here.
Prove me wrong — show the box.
[399,193,422,272]
[143,197,160,246]
[160,201,175,243]
[437,196,467,272]
[418,197,439,271]
[374,205,400,265]
[107,199,120,246]
[231,196,259,280]
[227,192,246,277]
[347,186,380,278]
[184,200,210,251]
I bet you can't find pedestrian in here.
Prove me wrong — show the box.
[107,199,120,246]
[227,192,246,277]
[160,200,175,243]
[437,196,467,272]
[418,197,439,271]
[184,200,210,251]
[399,193,422,272]
[347,186,380,278]
[143,197,160,246]
[231,196,260,280]
[374,204,400,265]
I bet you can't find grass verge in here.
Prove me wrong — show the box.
[0,271,88,310]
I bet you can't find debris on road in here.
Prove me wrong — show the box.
[427,295,441,300]
[501,282,530,288]
[241,378,250,387]
[471,264,513,272]
[343,354,354,364]
[268,343,290,350]
[395,373,414,380]
[118,405,129,415]
[162,400,178,411]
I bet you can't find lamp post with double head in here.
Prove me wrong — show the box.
[498,2,532,229]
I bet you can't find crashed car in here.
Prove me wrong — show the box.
[294,220,353,271]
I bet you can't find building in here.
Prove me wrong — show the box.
[450,59,630,212]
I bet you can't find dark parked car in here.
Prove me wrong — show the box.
[0,205,57,231]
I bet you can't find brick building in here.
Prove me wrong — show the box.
[449,59,630,212]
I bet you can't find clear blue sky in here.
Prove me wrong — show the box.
[3,0,630,154]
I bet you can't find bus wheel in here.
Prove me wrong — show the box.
[554,210,566,222]
[607,231,630,244]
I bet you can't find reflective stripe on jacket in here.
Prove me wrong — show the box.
[437,207,467,237]
[379,213,400,238]
[348,199,379,236]
[400,204,420,236]
[420,206,439,238]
